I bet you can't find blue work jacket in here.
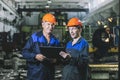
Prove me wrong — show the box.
[22,31,60,80]
[61,37,89,80]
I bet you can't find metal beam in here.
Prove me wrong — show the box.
[17,8,89,13]
[0,0,19,17]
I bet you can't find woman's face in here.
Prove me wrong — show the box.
[68,27,82,39]
[42,21,55,34]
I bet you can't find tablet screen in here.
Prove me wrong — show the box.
[39,46,65,58]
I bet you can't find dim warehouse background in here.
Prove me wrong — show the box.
[0,0,119,80]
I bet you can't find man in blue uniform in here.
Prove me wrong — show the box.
[22,13,60,80]
[59,17,89,80]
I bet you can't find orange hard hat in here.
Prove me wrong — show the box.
[42,13,56,24]
[67,17,82,27]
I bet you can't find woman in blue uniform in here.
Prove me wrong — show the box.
[59,17,89,80]
[22,13,60,80]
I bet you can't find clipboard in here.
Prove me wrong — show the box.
[39,46,65,58]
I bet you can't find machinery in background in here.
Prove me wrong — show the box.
[88,26,119,80]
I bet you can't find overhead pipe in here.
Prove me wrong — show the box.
[17,8,89,13]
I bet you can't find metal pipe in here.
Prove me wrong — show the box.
[117,5,120,79]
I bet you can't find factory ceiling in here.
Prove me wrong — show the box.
[0,0,119,26]
[14,0,89,13]
[83,0,119,25]
[15,0,89,9]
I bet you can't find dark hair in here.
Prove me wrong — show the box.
[76,26,82,29]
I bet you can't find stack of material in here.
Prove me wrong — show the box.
[89,63,118,80]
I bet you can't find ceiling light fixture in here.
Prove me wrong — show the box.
[108,18,113,22]
[47,0,52,4]
[97,21,101,25]
[45,4,50,8]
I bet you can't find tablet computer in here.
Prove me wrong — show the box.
[39,46,65,58]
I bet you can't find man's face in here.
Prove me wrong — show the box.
[42,21,55,34]
[105,27,110,34]
[68,27,81,39]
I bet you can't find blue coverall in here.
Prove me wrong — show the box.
[61,37,89,80]
[22,31,60,80]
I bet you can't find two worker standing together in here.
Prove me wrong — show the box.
[22,13,89,80]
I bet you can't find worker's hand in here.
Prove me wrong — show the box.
[35,54,46,61]
[59,51,71,59]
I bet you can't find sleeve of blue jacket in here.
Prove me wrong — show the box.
[78,45,89,64]
[67,47,89,65]
[21,37,38,62]
[65,39,89,65]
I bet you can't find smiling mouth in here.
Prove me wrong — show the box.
[71,32,74,35]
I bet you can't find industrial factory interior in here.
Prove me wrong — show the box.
[0,0,120,80]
